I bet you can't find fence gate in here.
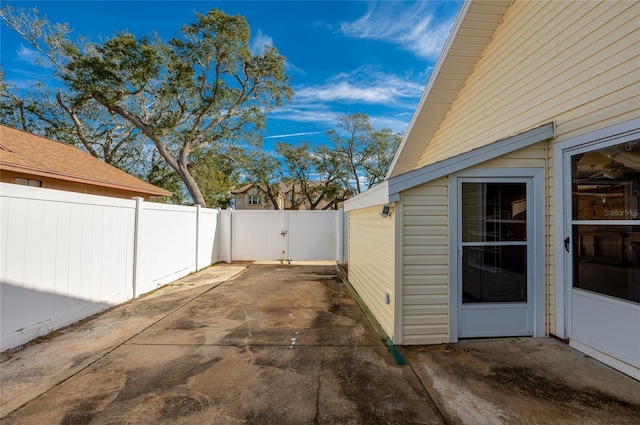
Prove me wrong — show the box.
[230,210,342,261]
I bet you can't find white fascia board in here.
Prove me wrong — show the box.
[386,0,474,180]
[388,122,556,196]
[344,180,390,212]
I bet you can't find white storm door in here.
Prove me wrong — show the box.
[564,135,640,376]
[458,178,535,338]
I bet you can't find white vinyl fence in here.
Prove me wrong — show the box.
[229,210,345,261]
[0,184,220,350]
[1,184,347,351]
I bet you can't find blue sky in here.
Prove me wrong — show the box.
[1,0,463,150]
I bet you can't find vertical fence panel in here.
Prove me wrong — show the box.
[287,211,338,260]
[137,203,198,293]
[217,209,232,263]
[0,184,137,350]
[1,195,27,336]
[232,211,284,261]
[197,208,219,269]
[38,201,58,323]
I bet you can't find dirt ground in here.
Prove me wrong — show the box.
[1,263,639,424]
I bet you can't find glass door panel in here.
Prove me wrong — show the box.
[461,182,528,304]
[571,140,640,304]
[458,180,533,338]
[462,245,527,303]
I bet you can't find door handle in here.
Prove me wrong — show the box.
[564,237,570,253]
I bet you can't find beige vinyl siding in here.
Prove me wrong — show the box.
[402,177,450,344]
[416,0,639,170]
[401,145,551,344]
[348,205,395,338]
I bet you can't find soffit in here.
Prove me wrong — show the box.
[387,0,512,178]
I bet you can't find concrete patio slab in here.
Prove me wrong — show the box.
[401,338,640,424]
[1,264,443,424]
[0,264,247,418]
[2,263,639,424]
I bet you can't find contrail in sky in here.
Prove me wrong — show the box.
[264,131,325,139]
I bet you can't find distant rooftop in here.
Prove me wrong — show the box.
[0,125,172,197]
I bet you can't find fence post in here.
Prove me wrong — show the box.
[132,197,144,298]
[226,209,233,263]
[195,204,201,271]
[216,209,229,263]
[342,209,349,263]
[337,209,344,262]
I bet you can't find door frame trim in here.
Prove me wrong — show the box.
[449,167,545,342]
[553,118,640,338]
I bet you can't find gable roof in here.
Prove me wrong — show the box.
[0,125,172,197]
[387,0,512,178]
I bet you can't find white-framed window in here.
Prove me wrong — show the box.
[15,177,42,187]
[248,194,261,205]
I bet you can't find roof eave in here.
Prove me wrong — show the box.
[388,121,555,197]
[0,163,172,197]
[344,180,390,212]
[386,0,512,178]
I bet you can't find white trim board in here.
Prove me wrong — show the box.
[389,122,555,197]
[570,340,640,382]
[344,180,390,212]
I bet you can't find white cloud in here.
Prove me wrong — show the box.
[265,131,325,139]
[285,60,306,75]
[267,66,425,135]
[369,115,410,134]
[339,2,456,60]
[16,44,40,65]
[250,29,273,55]
[293,67,424,106]
[270,106,339,126]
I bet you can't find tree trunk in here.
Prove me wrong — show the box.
[264,184,280,210]
[352,165,361,194]
[176,159,207,207]
[98,101,208,207]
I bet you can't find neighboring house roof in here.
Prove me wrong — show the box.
[0,125,172,197]
[231,183,256,194]
[387,0,512,178]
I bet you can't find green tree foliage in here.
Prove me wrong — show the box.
[362,127,403,188]
[326,113,401,195]
[192,154,239,208]
[276,142,351,210]
[255,114,400,210]
[1,67,146,175]
[1,6,292,207]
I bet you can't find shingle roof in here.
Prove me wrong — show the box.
[0,125,172,197]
